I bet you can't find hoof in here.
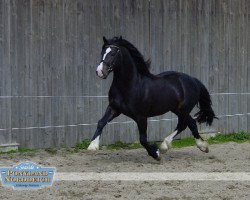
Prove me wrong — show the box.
[155,149,161,161]
[149,145,161,161]
[198,146,209,153]
[159,140,172,153]
[196,139,209,153]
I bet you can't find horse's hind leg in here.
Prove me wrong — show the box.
[187,116,209,153]
[160,115,188,153]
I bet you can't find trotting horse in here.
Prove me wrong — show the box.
[88,36,216,160]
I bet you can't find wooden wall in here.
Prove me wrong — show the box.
[0,0,249,148]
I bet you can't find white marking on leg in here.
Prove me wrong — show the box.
[195,138,209,153]
[160,130,177,153]
[165,130,178,144]
[87,136,100,151]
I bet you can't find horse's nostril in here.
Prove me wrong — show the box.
[96,70,104,78]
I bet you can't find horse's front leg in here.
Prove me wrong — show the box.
[136,117,161,161]
[88,106,120,150]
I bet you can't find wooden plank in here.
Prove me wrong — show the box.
[11,0,28,146]
[0,0,12,145]
[33,0,52,148]
[216,0,228,133]
[227,0,239,133]
[237,0,248,132]
[247,0,250,133]
[75,0,90,144]
[47,0,65,147]
[22,0,33,147]
[42,0,53,148]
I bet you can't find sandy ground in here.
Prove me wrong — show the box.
[0,142,249,200]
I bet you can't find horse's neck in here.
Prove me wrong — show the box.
[113,62,140,93]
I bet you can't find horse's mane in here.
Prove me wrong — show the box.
[107,37,151,76]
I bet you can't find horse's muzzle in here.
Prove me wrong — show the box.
[96,62,109,79]
[96,71,108,79]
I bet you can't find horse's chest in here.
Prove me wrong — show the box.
[109,96,135,117]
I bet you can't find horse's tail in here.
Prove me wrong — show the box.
[194,79,217,126]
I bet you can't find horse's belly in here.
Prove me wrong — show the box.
[146,106,170,117]
[143,96,178,117]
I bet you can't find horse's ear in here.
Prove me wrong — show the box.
[119,36,123,40]
[103,36,108,44]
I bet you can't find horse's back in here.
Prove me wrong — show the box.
[156,71,201,112]
[156,71,190,79]
[156,71,179,77]
[156,71,198,86]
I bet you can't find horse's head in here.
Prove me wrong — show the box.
[96,36,122,79]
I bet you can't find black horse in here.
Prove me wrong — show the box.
[88,36,216,161]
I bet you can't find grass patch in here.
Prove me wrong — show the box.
[103,132,250,150]
[0,148,35,154]
[106,141,142,150]
[74,139,91,152]
[171,137,196,148]
[3,132,248,155]
[208,131,250,144]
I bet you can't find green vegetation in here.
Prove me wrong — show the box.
[171,137,196,148]
[71,132,250,151]
[74,139,91,152]
[106,141,142,150]
[105,132,250,150]
[0,148,35,154]
[0,132,249,154]
[208,131,250,144]
[170,132,249,148]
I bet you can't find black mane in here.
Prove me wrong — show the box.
[106,37,151,75]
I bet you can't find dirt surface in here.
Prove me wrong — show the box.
[0,142,249,200]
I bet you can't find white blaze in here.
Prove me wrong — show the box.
[103,47,111,60]
[96,47,112,78]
